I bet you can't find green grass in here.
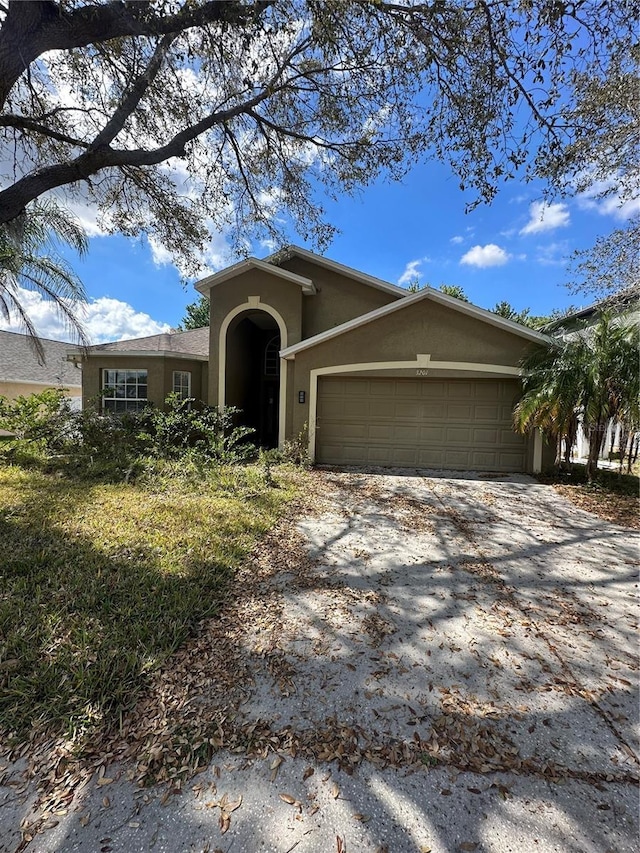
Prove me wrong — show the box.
[0,462,300,741]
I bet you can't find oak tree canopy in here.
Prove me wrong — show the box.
[0,1,636,274]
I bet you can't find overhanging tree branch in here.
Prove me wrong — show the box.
[0,0,270,108]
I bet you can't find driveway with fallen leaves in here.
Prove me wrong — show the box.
[2,469,639,853]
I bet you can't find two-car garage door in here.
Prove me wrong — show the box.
[316,377,526,472]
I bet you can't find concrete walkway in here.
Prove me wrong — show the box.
[1,469,638,852]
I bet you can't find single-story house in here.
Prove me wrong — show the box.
[0,329,82,407]
[73,246,555,473]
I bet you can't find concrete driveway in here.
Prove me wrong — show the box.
[2,469,638,853]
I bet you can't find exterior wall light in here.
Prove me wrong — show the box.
[298,391,306,403]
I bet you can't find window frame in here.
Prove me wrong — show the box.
[264,335,280,377]
[101,368,149,414]
[172,369,192,401]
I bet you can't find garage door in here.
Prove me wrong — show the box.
[316,377,526,472]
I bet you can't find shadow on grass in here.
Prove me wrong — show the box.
[536,461,640,495]
[0,465,291,741]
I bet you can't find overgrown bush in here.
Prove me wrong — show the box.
[0,388,74,458]
[138,394,256,463]
[0,391,257,480]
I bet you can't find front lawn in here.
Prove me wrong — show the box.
[0,463,300,742]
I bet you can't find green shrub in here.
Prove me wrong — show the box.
[1,391,257,480]
[141,395,256,463]
[0,388,73,458]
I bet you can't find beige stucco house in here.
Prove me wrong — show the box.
[1,330,82,407]
[75,246,553,473]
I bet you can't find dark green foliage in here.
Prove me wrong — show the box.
[0,390,257,480]
[177,295,209,330]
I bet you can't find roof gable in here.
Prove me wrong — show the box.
[195,258,316,295]
[281,287,552,358]
[266,245,407,299]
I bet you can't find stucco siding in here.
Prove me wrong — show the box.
[82,357,205,409]
[206,269,303,406]
[280,256,399,339]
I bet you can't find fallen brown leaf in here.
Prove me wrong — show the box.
[279,793,297,804]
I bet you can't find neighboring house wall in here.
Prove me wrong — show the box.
[0,331,82,407]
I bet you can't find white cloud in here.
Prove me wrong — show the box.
[460,244,510,268]
[576,179,640,220]
[397,257,430,287]
[520,201,570,235]
[0,287,171,344]
[535,241,569,267]
[449,235,464,245]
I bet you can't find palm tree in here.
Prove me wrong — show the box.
[514,314,639,481]
[0,199,89,362]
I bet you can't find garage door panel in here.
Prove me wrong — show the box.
[420,425,446,442]
[473,427,499,443]
[472,450,499,468]
[317,377,525,472]
[335,423,367,440]
[475,404,501,420]
[499,428,524,447]
[447,403,474,420]
[369,424,395,441]
[444,449,472,466]
[417,448,446,466]
[420,381,447,398]
[446,426,471,443]
[447,381,474,398]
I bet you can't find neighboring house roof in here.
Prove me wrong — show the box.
[543,284,639,333]
[281,284,552,359]
[77,326,210,360]
[0,330,82,388]
[195,258,316,295]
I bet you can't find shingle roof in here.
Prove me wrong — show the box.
[0,330,82,387]
[86,326,209,357]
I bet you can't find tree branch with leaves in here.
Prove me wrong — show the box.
[0,0,634,276]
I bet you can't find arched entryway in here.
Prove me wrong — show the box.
[224,309,282,448]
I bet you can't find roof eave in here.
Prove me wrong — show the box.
[68,349,208,361]
[195,258,316,295]
[265,245,407,299]
[281,288,553,359]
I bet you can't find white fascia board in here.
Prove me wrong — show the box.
[422,288,554,344]
[281,290,428,358]
[266,245,407,298]
[195,258,316,295]
[74,350,208,361]
[281,288,553,359]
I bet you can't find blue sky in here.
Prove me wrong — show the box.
[1,155,633,344]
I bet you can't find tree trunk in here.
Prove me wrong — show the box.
[628,432,640,473]
[618,423,629,475]
[586,419,607,483]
